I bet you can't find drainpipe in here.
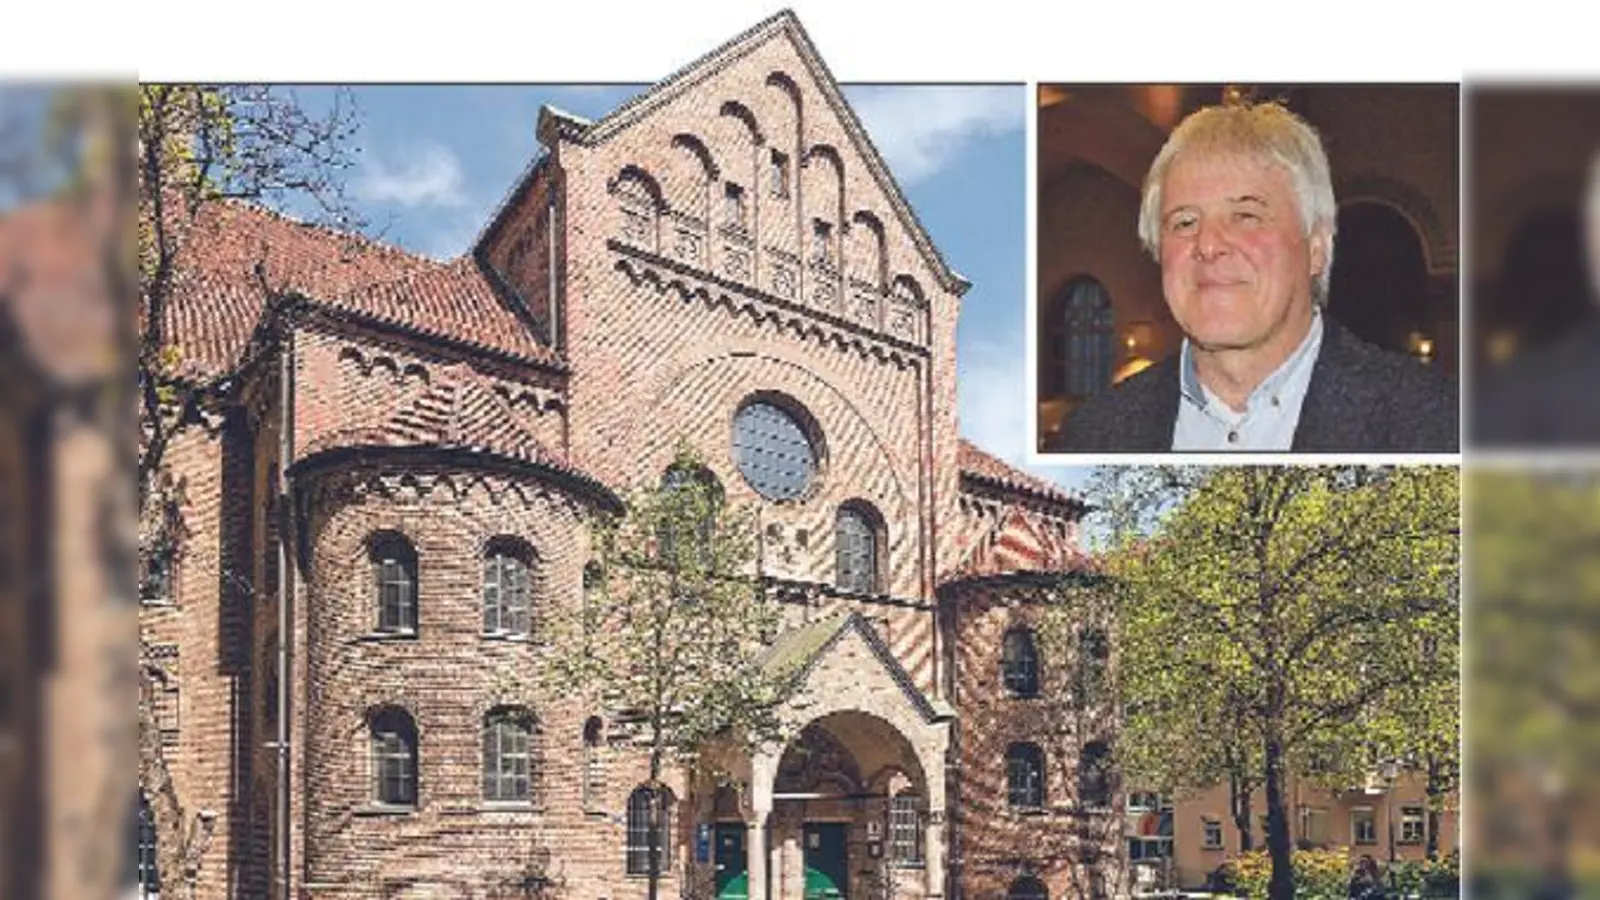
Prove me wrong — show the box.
[275,317,295,900]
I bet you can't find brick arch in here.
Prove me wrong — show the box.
[719,99,765,146]
[667,132,719,223]
[1337,172,1454,273]
[848,209,887,290]
[610,163,667,211]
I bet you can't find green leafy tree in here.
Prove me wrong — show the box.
[542,446,798,900]
[1104,466,1458,900]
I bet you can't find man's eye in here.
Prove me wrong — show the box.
[1170,216,1197,234]
[1233,210,1261,223]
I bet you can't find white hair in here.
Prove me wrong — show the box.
[1137,102,1339,306]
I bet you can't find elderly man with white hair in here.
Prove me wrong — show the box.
[1050,102,1458,453]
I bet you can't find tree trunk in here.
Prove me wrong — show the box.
[1425,755,1443,861]
[140,666,193,896]
[648,720,663,900]
[1263,734,1294,900]
[1230,772,1254,851]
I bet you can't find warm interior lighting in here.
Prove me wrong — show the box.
[1486,330,1520,365]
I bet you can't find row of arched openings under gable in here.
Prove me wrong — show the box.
[365,531,537,639]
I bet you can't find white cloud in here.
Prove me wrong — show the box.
[355,143,469,209]
[846,85,1022,186]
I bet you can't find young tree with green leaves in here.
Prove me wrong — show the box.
[542,447,798,900]
[1104,467,1458,900]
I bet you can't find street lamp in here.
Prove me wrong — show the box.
[1379,759,1400,892]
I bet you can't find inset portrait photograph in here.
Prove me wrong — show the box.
[1468,85,1600,449]
[1036,85,1460,455]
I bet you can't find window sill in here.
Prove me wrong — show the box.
[354,804,416,817]
[1202,845,1225,852]
[481,632,532,643]
[481,801,537,813]
[1008,806,1049,817]
[358,631,419,642]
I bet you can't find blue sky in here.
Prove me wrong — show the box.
[288,83,1095,501]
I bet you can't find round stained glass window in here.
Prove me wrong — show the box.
[732,401,818,501]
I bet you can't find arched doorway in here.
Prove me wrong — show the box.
[766,712,931,900]
[1327,202,1435,361]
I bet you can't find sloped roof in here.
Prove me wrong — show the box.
[758,612,951,723]
[533,9,971,298]
[957,438,1085,510]
[162,200,561,379]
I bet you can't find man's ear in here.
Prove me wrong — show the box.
[1308,224,1331,279]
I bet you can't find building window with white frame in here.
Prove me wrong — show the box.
[1352,807,1378,845]
[889,791,924,866]
[1400,805,1426,844]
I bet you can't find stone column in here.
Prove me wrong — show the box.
[749,751,777,900]
[924,811,946,899]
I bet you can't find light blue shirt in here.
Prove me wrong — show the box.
[1172,314,1324,451]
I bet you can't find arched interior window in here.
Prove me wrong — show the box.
[1006,742,1046,809]
[370,532,418,635]
[1079,740,1113,809]
[483,538,533,637]
[889,791,924,866]
[482,707,535,803]
[1052,277,1114,399]
[1009,875,1049,900]
[626,785,673,875]
[1002,627,1041,697]
[834,502,881,594]
[369,706,418,807]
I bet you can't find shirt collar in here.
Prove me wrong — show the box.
[1179,312,1324,411]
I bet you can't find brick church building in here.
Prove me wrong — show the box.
[136,12,1115,900]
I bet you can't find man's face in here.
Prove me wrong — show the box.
[1157,152,1327,353]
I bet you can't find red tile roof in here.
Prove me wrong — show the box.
[162,201,560,378]
[957,438,1082,508]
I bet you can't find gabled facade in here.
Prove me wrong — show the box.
[139,12,1115,900]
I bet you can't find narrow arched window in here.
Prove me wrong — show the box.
[1079,740,1113,808]
[369,706,418,807]
[1054,277,1114,399]
[582,715,605,810]
[835,502,881,594]
[626,786,673,875]
[482,707,535,803]
[1002,627,1040,697]
[370,532,418,635]
[1006,742,1046,809]
[483,538,533,637]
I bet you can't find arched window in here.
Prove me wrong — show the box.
[659,464,722,566]
[626,785,673,875]
[483,539,533,637]
[1002,627,1041,697]
[834,502,881,594]
[1075,627,1110,707]
[889,791,924,866]
[1079,740,1113,809]
[582,716,605,810]
[482,707,535,803]
[1053,277,1114,399]
[1009,875,1049,900]
[369,706,418,807]
[1006,742,1046,809]
[370,532,418,635]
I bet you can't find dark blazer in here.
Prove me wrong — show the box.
[1045,317,1460,453]
[1473,317,1600,447]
